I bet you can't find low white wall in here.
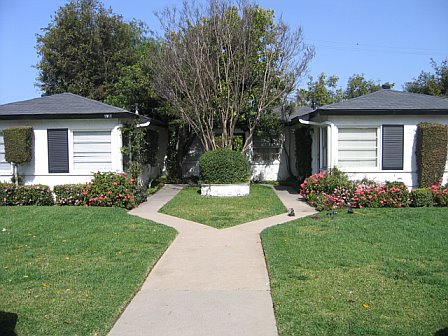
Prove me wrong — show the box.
[201,183,250,197]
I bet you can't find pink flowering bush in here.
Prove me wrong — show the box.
[54,172,143,209]
[300,170,410,210]
[430,183,448,206]
[350,181,409,208]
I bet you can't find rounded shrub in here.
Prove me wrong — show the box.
[199,148,250,184]
[410,188,433,207]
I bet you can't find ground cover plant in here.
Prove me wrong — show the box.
[0,206,176,335]
[261,208,448,336]
[159,184,286,228]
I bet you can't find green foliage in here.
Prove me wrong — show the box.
[405,58,448,97]
[53,172,143,209]
[105,40,163,116]
[409,188,433,207]
[344,73,389,99]
[121,121,159,178]
[36,0,144,101]
[199,148,250,184]
[416,122,448,187]
[0,183,54,206]
[297,73,343,106]
[295,127,312,181]
[53,184,87,206]
[3,126,33,164]
[297,72,393,106]
[430,184,448,207]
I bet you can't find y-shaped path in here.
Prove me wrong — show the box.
[109,185,316,336]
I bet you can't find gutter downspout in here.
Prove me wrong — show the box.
[298,119,336,170]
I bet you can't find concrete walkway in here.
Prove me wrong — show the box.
[108,185,316,336]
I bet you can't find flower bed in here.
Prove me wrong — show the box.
[300,169,446,211]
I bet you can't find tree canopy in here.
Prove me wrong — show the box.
[36,0,144,101]
[297,73,393,107]
[404,58,448,97]
[152,0,314,151]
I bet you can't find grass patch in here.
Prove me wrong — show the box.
[159,184,286,228]
[0,206,176,335]
[261,208,448,336]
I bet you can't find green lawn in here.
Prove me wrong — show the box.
[261,208,448,336]
[0,206,176,336]
[159,184,287,228]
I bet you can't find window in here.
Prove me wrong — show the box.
[338,128,378,168]
[48,129,69,173]
[382,125,404,170]
[0,132,11,171]
[73,131,112,171]
[252,136,282,162]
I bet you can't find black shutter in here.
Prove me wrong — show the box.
[382,125,403,170]
[48,129,69,173]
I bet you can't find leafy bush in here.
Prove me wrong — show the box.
[295,127,312,181]
[416,122,448,187]
[409,188,433,207]
[430,184,448,207]
[300,171,409,210]
[351,181,409,209]
[0,183,53,206]
[54,184,87,205]
[53,172,144,209]
[199,148,250,184]
[3,126,33,164]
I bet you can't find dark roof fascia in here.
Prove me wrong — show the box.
[0,112,137,120]
[314,109,448,117]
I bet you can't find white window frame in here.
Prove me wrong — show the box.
[72,129,113,172]
[337,126,380,171]
[251,135,282,163]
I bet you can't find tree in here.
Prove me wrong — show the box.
[297,73,343,107]
[152,0,314,152]
[345,73,392,99]
[297,73,394,107]
[404,58,448,97]
[36,0,143,101]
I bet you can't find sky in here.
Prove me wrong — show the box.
[0,0,447,105]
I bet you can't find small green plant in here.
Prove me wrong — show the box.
[199,148,250,184]
[54,184,88,205]
[3,126,33,185]
[409,188,433,207]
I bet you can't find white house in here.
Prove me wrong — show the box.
[0,93,166,187]
[295,89,448,188]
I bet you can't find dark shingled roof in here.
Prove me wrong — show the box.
[311,89,448,116]
[0,93,134,119]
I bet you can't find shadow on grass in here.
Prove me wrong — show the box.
[0,311,18,336]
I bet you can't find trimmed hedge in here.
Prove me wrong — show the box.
[199,148,250,184]
[416,122,448,187]
[3,126,33,164]
[0,183,54,206]
[410,188,433,207]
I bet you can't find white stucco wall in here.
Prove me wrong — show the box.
[0,119,124,188]
[309,114,448,188]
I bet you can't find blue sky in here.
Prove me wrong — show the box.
[0,0,447,104]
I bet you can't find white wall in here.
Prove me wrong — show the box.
[310,115,448,188]
[0,119,124,188]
